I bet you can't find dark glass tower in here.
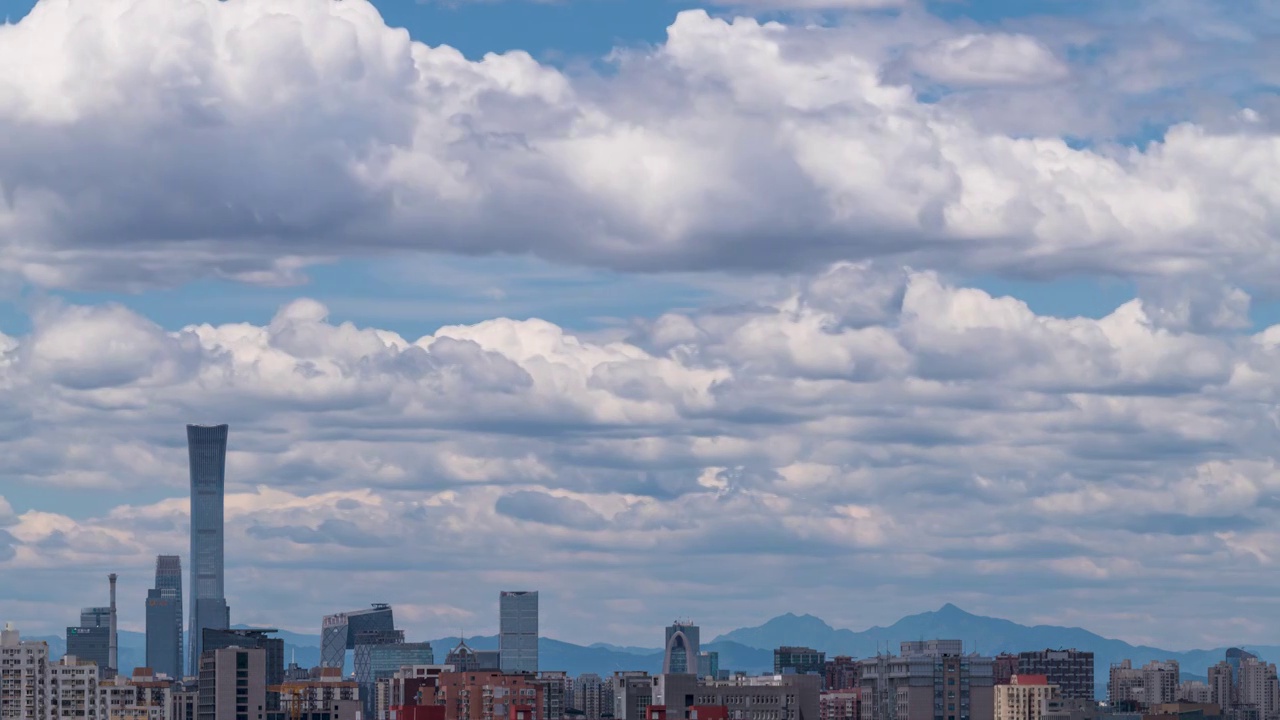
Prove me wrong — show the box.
[146,555,184,678]
[187,424,230,674]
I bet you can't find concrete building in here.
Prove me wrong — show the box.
[445,638,501,673]
[1109,661,1179,711]
[573,673,614,719]
[858,642,995,720]
[993,676,1059,720]
[664,625,700,676]
[276,670,362,719]
[1039,698,1098,720]
[188,423,232,673]
[1208,665,1233,711]
[500,592,540,675]
[1179,683,1212,705]
[825,658,859,693]
[615,672,654,720]
[821,691,861,720]
[51,655,102,719]
[537,671,572,720]
[432,670,544,720]
[657,672,822,720]
[202,628,285,698]
[1017,652,1093,701]
[197,646,266,720]
[1236,657,1279,719]
[127,667,176,718]
[172,682,200,720]
[146,555,184,680]
[777,648,827,677]
[99,674,139,718]
[1,623,49,720]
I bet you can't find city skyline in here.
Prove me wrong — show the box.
[1,0,1280,658]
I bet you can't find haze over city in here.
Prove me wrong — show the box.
[2,0,1280,697]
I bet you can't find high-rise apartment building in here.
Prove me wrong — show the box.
[1017,650,1094,701]
[858,640,995,720]
[51,654,102,719]
[0,624,49,720]
[500,591,540,674]
[147,555,184,679]
[825,657,860,692]
[536,671,572,720]
[202,628,285,692]
[573,673,613,720]
[1178,681,1212,704]
[993,675,1060,720]
[663,624,700,675]
[777,647,827,676]
[188,423,232,674]
[1108,660,1178,710]
[429,670,544,720]
[198,646,267,720]
[1209,662,1233,709]
[1237,656,1279,717]
[321,604,396,669]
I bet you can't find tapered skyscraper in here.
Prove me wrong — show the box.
[187,424,230,674]
[146,555,183,679]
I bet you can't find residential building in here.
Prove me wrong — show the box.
[1017,652,1093,701]
[188,423,232,673]
[993,675,1059,720]
[537,671,572,720]
[320,604,396,669]
[51,655,101,719]
[657,672,822,720]
[825,658,859,692]
[615,672,654,720]
[1179,682,1212,705]
[777,648,826,677]
[172,682,199,720]
[993,656,1018,688]
[202,628,285,699]
[146,555,184,680]
[821,690,861,720]
[127,667,176,718]
[500,592,540,675]
[1109,662,1143,709]
[0,623,49,720]
[99,674,139,718]
[197,646,267,720]
[857,641,995,720]
[1208,664,1233,711]
[276,669,362,719]
[573,673,613,719]
[1236,657,1278,718]
[432,670,544,720]
[1108,661,1179,711]
[1144,662,1181,708]
[664,625,700,675]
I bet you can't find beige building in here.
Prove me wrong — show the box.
[994,675,1059,720]
[198,647,267,720]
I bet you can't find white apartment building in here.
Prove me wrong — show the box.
[1177,681,1212,704]
[52,655,102,719]
[1,623,50,720]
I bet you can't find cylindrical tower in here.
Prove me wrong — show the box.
[108,573,118,671]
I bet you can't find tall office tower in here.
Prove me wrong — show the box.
[187,423,231,676]
[68,604,113,677]
[147,555,184,679]
[500,591,540,674]
[662,622,699,675]
[321,604,396,668]
[198,646,267,720]
[0,623,50,720]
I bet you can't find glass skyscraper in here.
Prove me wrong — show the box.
[187,424,230,673]
[499,591,539,674]
[320,604,396,669]
[663,622,700,675]
[146,555,183,679]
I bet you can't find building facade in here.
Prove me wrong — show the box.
[822,691,861,720]
[51,655,101,719]
[146,554,184,680]
[615,672,654,720]
[664,625,701,676]
[993,675,1060,720]
[500,592,540,675]
[0,624,49,720]
[188,423,232,673]
[777,648,827,677]
[825,658,860,693]
[197,646,267,720]
[1016,651,1093,701]
[658,672,823,720]
[858,641,995,720]
[321,604,397,669]
[573,673,614,719]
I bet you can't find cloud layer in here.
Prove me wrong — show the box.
[0,0,1276,291]
[3,264,1280,647]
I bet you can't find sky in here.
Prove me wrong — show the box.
[0,0,1279,653]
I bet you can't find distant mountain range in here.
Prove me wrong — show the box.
[29,604,1272,697]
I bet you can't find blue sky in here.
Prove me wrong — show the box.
[1,0,1279,653]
